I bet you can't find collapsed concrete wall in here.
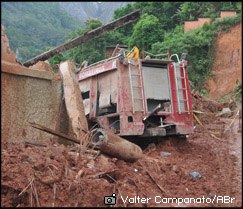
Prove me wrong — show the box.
[1,25,63,144]
[1,67,62,144]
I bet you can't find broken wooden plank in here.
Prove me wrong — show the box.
[23,10,140,67]
[24,141,47,148]
[59,60,88,144]
[193,112,204,127]
[138,161,168,195]
[224,109,240,133]
[29,122,80,144]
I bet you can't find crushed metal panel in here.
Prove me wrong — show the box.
[98,73,111,108]
[79,78,91,93]
[79,78,92,115]
[83,99,90,115]
[142,66,170,100]
[110,70,118,104]
[98,70,118,108]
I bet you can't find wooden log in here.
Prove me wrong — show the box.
[59,61,88,143]
[23,10,140,67]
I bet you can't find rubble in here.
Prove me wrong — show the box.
[216,107,232,117]
[2,109,242,207]
[2,53,242,206]
[29,61,54,72]
[159,151,171,157]
[190,171,202,181]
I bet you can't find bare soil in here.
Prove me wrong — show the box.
[1,97,242,207]
[205,22,242,99]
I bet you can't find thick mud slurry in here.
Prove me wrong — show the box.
[1,105,242,207]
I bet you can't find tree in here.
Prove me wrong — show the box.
[134,2,183,30]
[176,2,202,21]
[62,19,108,65]
[129,13,165,51]
[151,13,241,92]
[112,3,137,44]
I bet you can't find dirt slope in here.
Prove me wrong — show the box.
[206,22,242,99]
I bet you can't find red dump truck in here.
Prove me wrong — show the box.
[76,48,194,138]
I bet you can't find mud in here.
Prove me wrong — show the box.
[1,102,242,207]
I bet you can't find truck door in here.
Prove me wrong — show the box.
[141,62,172,113]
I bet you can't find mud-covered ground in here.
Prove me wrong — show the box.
[1,98,242,207]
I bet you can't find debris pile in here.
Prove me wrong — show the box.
[2,91,242,207]
[192,91,225,113]
[29,61,53,72]
[1,62,242,206]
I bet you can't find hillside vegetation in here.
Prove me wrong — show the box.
[2,2,242,93]
[1,2,128,62]
[50,2,241,93]
[1,2,81,62]
[152,15,242,91]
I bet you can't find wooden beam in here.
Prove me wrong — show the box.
[23,10,140,67]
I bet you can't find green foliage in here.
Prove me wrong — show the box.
[65,19,106,64]
[58,1,241,91]
[112,2,183,44]
[85,19,102,30]
[113,3,137,44]
[176,2,240,22]
[221,2,242,12]
[1,2,80,62]
[3,1,241,94]
[49,18,121,66]
[134,2,183,30]
[235,81,242,101]
[49,53,67,66]
[129,14,165,51]
[151,14,242,92]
